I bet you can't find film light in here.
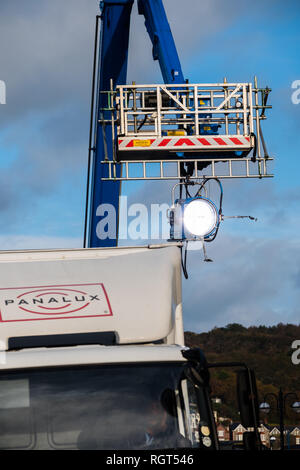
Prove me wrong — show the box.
[169,196,219,241]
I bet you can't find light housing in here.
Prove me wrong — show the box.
[169,196,219,241]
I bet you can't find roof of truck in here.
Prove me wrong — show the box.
[0,344,188,371]
[0,243,182,261]
[0,244,183,350]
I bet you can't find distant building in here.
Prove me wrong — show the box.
[258,424,270,446]
[291,426,300,445]
[227,424,300,449]
[217,422,230,441]
[230,423,246,442]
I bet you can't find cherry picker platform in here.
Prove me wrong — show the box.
[99,79,273,181]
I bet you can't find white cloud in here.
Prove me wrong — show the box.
[0,0,98,124]
[182,234,300,332]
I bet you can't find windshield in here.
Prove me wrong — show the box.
[0,363,216,450]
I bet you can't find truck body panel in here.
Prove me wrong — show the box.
[0,245,184,351]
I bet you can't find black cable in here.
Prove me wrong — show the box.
[137,114,149,131]
[205,222,220,243]
[181,243,189,279]
[260,87,270,118]
[196,177,223,213]
[258,122,269,159]
[185,182,192,199]
[251,132,257,163]
[83,15,101,248]
[196,178,223,243]
[180,162,194,181]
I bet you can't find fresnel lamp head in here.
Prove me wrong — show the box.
[168,178,257,277]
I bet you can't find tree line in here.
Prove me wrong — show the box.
[184,323,300,425]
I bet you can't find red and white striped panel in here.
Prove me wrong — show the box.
[118,135,252,151]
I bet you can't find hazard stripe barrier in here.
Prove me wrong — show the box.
[118,135,251,150]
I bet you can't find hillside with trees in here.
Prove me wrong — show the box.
[184,323,300,425]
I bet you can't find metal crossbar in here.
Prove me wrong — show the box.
[101,157,273,181]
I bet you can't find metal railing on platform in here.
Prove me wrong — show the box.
[101,156,273,181]
[98,78,273,182]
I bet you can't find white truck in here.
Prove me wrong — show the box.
[0,244,259,450]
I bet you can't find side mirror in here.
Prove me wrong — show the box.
[237,368,260,429]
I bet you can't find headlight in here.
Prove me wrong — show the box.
[183,198,219,238]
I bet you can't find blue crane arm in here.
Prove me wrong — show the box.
[87,0,134,248]
[87,0,185,248]
[137,0,184,84]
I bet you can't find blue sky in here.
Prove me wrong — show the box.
[0,0,299,332]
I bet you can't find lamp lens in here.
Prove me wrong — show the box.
[183,199,218,237]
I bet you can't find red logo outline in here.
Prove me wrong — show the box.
[0,283,113,322]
